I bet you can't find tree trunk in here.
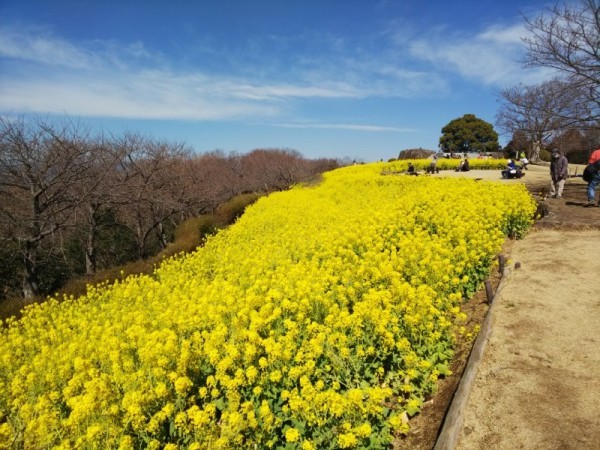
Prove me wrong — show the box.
[84,205,98,276]
[22,242,39,299]
[530,140,542,162]
[156,221,168,250]
[85,230,96,275]
[136,218,146,259]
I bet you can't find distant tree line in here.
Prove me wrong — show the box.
[0,116,340,302]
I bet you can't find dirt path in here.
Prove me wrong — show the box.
[447,164,600,449]
[456,229,600,449]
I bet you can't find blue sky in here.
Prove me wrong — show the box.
[0,0,555,161]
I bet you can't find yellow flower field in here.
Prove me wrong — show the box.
[384,157,508,172]
[0,162,536,449]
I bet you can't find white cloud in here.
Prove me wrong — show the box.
[266,122,416,132]
[0,73,281,120]
[0,62,383,120]
[478,23,527,45]
[374,65,449,95]
[210,79,365,100]
[0,25,98,69]
[408,22,552,86]
[0,24,448,120]
[0,25,162,71]
[0,26,359,119]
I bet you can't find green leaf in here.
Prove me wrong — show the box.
[291,419,306,433]
[213,397,226,411]
[436,363,452,376]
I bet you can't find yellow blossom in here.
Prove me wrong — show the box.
[285,427,300,443]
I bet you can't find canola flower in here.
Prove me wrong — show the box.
[383,157,508,172]
[0,162,536,449]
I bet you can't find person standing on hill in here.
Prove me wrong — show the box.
[427,154,438,174]
[584,148,600,207]
[549,149,568,199]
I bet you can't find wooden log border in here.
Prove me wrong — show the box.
[433,259,511,450]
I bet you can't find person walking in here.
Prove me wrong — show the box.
[549,149,568,199]
[519,151,529,170]
[584,148,600,207]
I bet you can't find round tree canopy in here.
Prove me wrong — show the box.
[439,114,499,154]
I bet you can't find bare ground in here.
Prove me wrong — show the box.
[457,228,600,450]
[394,164,600,449]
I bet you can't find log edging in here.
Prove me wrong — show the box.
[433,263,512,450]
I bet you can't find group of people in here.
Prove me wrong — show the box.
[402,148,600,207]
[549,147,600,207]
[406,155,469,175]
[498,147,600,207]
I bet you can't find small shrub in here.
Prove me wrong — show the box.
[539,148,552,161]
[214,193,261,224]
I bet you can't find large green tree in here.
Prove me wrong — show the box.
[439,114,499,154]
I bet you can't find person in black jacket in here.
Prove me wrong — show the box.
[549,149,568,199]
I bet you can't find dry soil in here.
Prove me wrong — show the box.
[456,228,600,450]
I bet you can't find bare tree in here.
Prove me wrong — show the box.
[522,0,600,124]
[495,79,588,160]
[243,148,310,192]
[187,151,242,213]
[0,117,97,298]
[211,151,247,199]
[0,117,341,301]
[307,157,341,176]
[111,134,196,258]
[581,123,600,149]
[188,149,340,207]
[551,127,586,161]
[73,136,128,275]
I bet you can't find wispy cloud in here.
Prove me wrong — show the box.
[407,22,551,86]
[0,26,349,119]
[0,25,98,69]
[0,24,451,121]
[0,18,550,123]
[0,25,160,70]
[265,123,416,132]
[0,72,282,120]
[212,80,365,101]
[478,23,526,45]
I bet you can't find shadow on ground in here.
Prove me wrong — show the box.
[530,181,599,229]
